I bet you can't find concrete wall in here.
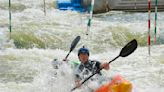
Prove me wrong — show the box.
[82,0,164,13]
[82,0,110,13]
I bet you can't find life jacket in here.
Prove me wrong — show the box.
[74,60,102,81]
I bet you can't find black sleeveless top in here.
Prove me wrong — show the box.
[74,60,101,81]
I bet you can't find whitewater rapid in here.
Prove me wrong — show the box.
[0,0,164,92]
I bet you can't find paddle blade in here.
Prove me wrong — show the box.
[70,36,81,52]
[120,39,138,57]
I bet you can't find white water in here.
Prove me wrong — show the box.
[0,0,164,92]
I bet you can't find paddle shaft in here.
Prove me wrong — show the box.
[81,55,120,85]
[64,51,71,61]
[108,55,119,64]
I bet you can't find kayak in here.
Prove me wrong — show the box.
[95,75,132,92]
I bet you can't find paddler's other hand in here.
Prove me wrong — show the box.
[63,58,69,62]
[100,62,110,70]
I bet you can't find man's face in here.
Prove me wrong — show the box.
[79,53,89,63]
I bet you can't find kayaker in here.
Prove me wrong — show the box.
[74,46,110,88]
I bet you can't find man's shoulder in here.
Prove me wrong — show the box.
[69,60,80,68]
[89,60,101,64]
[89,60,101,69]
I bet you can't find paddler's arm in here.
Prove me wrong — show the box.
[74,74,82,88]
[100,62,110,70]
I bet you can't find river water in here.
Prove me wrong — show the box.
[0,0,164,92]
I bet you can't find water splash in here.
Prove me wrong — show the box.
[0,0,164,92]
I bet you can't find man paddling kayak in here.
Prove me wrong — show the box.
[74,46,110,89]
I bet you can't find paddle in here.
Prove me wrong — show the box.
[71,39,138,91]
[63,36,81,61]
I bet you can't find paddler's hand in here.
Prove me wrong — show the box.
[75,80,82,88]
[63,58,69,62]
[100,62,110,70]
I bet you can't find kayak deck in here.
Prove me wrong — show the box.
[95,75,132,92]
